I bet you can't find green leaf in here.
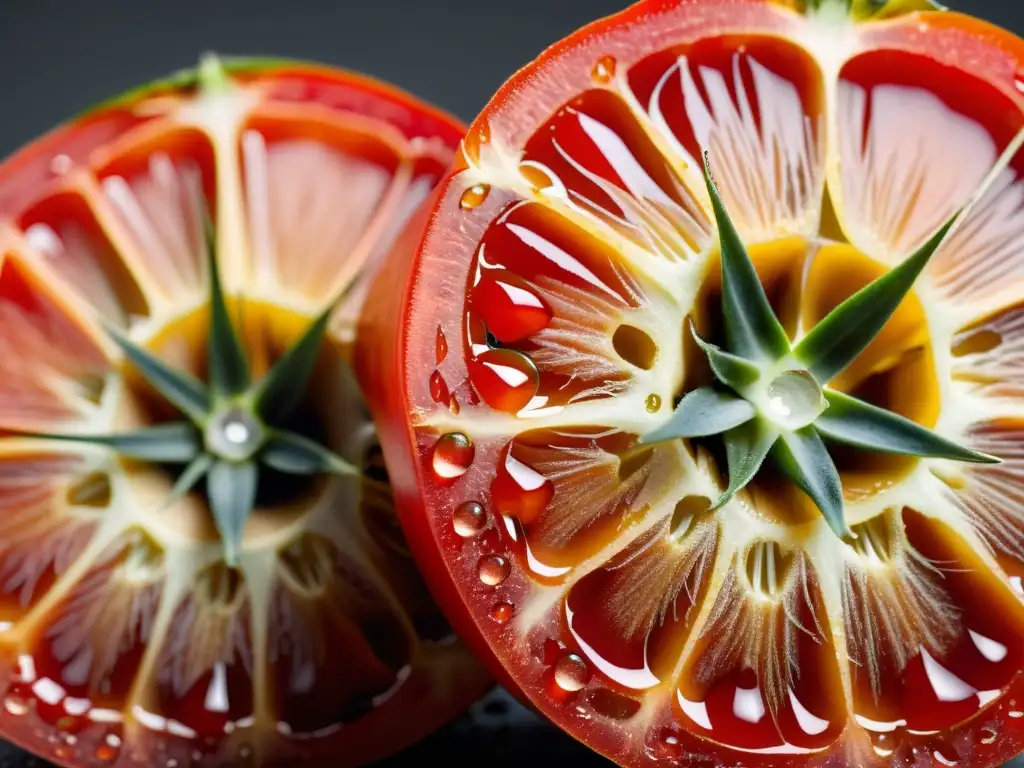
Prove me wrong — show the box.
[691,325,761,390]
[107,329,209,422]
[204,214,250,397]
[262,431,358,476]
[816,390,998,463]
[702,153,790,362]
[793,211,958,384]
[772,427,851,539]
[207,459,258,566]
[22,422,201,463]
[162,453,213,511]
[251,301,337,424]
[641,387,756,444]
[711,419,778,509]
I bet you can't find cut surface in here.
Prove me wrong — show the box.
[379,2,1024,766]
[0,58,489,767]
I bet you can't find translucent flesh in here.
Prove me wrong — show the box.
[0,72,476,765]
[417,23,1024,766]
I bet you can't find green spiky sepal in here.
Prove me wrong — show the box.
[641,154,997,540]
[804,0,946,21]
[16,212,360,566]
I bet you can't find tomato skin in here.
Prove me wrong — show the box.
[355,194,528,702]
[0,60,494,768]
[361,1,1024,766]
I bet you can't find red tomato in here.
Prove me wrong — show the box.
[0,57,489,767]
[360,1,1024,765]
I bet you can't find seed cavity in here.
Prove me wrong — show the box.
[849,514,895,565]
[951,329,1001,357]
[66,472,112,508]
[196,561,245,610]
[279,535,333,597]
[669,495,711,542]
[743,540,789,601]
[612,324,658,370]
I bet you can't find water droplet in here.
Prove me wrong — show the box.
[592,56,617,83]
[471,270,553,343]
[94,728,122,763]
[468,348,540,413]
[476,121,491,146]
[653,727,683,759]
[429,370,450,404]
[453,501,487,537]
[980,724,999,744]
[3,681,30,716]
[432,433,474,479]
[478,554,511,586]
[448,394,460,415]
[460,183,491,210]
[490,601,514,623]
[554,654,589,692]
[50,154,72,176]
[762,369,827,429]
[435,326,448,364]
[645,393,662,413]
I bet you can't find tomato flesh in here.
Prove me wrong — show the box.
[0,59,490,767]
[364,1,1024,766]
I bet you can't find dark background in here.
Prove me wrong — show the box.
[0,0,1022,766]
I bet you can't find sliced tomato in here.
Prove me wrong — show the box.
[361,1,1024,765]
[0,57,490,767]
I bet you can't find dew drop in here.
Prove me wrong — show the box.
[554,654,589,692]
[653,727,683,759]
[979,724,999,744]
[3,685,29,716]
[460,183,491,210]
[435,326,448,364]
[471,270,552,344]
[468,348,540,413]
[645,393,662,413]
[50,154,72,176]
[490,601,514,623]
[478,554,511,586]
[763,369,827,430]
[429,370,450,404]
[592,55,617,83]
[477,121,492,146]
[453,501,487,537]
[432,433,474,479]
[94,728,122,763]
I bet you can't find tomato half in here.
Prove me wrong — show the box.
[361,1,1024,765]
[0,57,490,767]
